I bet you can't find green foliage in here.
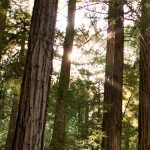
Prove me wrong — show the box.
[0,0,30,149]
[0,78,21,149]
[121,21,139,149]
[0,0,145,149]
[44,82,59,149]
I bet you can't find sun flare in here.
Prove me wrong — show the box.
[70,47,82,61]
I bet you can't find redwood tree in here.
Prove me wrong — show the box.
[50,0,76,149]
[102,0,124,149]
[12,0,58,149]
[139,0,150,149]
[5,94,19,150]
[6,24,28,150]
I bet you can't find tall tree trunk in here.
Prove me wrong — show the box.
[0,0,9,61]
[50,0,76,149]
[5,34,26,150]
[12,0,58,149]
[138,0,150,149]
[5,94,19,150]
[102,0,124,149]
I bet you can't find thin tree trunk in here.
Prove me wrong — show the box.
[12,0,58,149]
[102,0,124,149]
[50,0,76,149]
[138,0,150,149]
[5,33,26,150]
[5,94,19,150]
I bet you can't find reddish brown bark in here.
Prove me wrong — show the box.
[50,0,76,149]
[5,94,19,150]
[102,0,124,149]
[12,0,58,149]
[139,0,150,149]
[6,35,26,150]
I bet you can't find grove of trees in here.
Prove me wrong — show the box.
[0,0,149,150]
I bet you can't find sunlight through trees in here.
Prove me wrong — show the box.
[0,0,149,149]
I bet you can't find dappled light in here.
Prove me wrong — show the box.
[0,0,149,149]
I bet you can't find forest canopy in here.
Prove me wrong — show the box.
[0,0,149,149]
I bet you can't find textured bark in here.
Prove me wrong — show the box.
[138,0,150,149]
[50,0,76,149]
[102,0,124,149]
[12,0,58,149]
